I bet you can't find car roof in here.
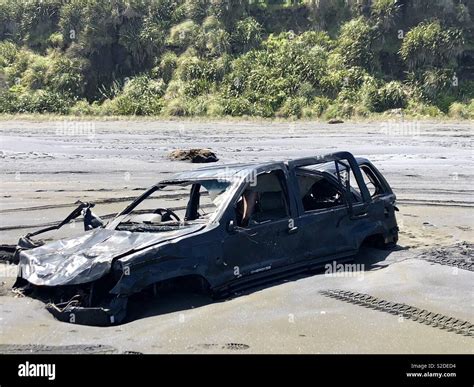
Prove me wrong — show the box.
[165,161,282,182]
[163,152,366,183]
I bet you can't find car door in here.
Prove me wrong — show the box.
[292,171,357,260]
[357,160,398,239]
[220,167,300,285]
[287,152,373,263]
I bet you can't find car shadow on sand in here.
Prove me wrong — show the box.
[124,245,398,324]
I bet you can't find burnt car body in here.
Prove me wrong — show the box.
[14,151,398,326]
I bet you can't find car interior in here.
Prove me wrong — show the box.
[116,179,231,231]
[296,171,346,211]
[235,171,289,227]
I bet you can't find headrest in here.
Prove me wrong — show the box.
[313,179,339,197]
[259,191,284,211]
[252,173,282,193]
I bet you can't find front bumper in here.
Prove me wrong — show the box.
[45,296,128,327]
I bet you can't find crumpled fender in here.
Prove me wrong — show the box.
[17,226,201,286]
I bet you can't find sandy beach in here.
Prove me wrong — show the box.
[0,119,472,353]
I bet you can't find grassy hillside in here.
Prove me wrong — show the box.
[0,0,473,119]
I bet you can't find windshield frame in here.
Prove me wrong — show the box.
[107,177,241,231]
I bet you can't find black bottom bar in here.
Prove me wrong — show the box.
[1,354,472,386]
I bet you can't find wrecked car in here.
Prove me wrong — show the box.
[13,151,398,326]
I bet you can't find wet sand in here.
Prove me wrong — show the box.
[0,119,472,353]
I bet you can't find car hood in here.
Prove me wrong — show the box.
[18,225,202,287]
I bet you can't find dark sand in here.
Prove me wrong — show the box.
[0,120,472,353]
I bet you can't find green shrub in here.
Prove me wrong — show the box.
[335,17,375,70]
[167,20,199,49]
[222,96,253,116]
[104,76,165,115]
[336,87,361,104]
[296,82,316,101]
[176,56,209,82]
[320,66,369,98]
[199,27,230,57]
[186,96,209,116]
[204,95,225,117]
[44,52,85,97]
[435,93,458,113]
[457,81,474,100]
[69,99,95,115]
[448,100,474,119]
[18,0,64,51]
[14,89,71,114]
[301,106,315,118]
[213,54,232,82]
[0,70,6,90]
[405,99,444,118]
[174,55,216,96]
[202,16,220,33]
[276,97,308,118]
[47,32,63,48]
[154,51,178,83]
[311,97,331,117]
[298,31,334,51]
[306,0,352,31]
[0,89,17,112]
[231,17,262,53]
[162,97,192,116]
[58,0,85,46]
[20,54,48,89]
[400,21,463,70]
[371,0,401,29]
[0,41,19,68]
[249,98,275,118]
[4,49,33,84]
[364,81,408,112]
[222,32,330,117]
[324,102,352,119]
[323,100,369,119]
[184,0,207,23]
[97,98,117,115]
[408,69,455,102]
[163,78,182,98]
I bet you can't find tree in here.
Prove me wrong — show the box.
[335,17,376,70]
[400,21,463,70]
